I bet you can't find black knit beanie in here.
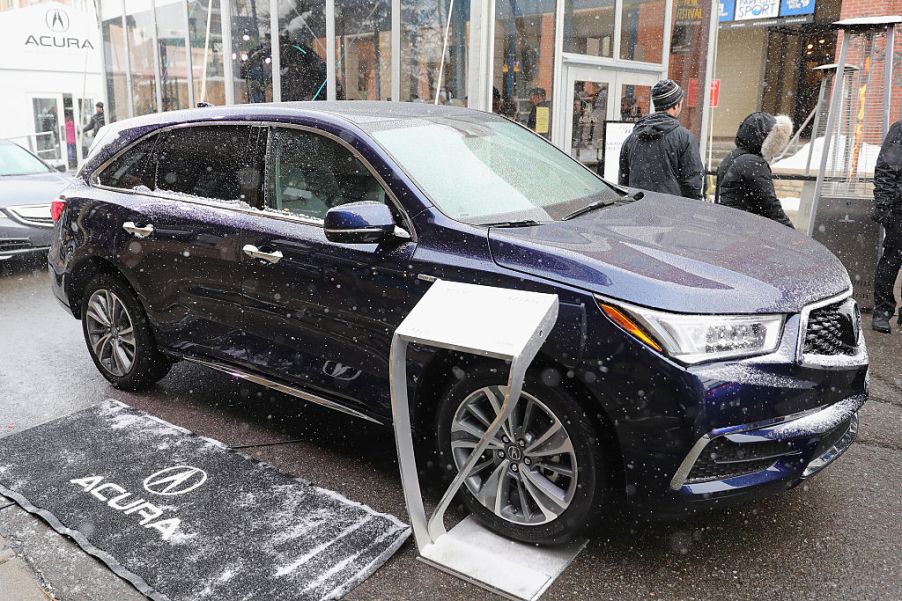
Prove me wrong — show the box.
[651,79,684,111]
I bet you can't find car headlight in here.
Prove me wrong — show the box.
[597,298,785,364]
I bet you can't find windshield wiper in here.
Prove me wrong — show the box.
[562,190,644,221]
[561,198,618,221]
[480,219,543,228]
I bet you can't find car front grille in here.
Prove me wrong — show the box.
[0,238,32,252]
[686,437,799,484]
[7,204,53,227]
[803,300,858,356]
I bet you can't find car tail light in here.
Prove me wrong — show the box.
[50,198,67,222]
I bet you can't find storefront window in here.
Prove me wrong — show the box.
[668,0,714,139]
[187,0,225,105]
[277,1,329,100]
[400,0,468,103]
[125,0,159,116]
[494,0,555,137]
[620,0,665,63]
[563,0,615,58]
[155,0,191,111]
[100,0,128,122]
[335,0,391,100]
[231,0,273,103]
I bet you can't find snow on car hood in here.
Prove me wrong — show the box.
[488,192,851,314]
[0,171,71,208]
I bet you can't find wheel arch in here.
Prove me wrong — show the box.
[66,256,142,319]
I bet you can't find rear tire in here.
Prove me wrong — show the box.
[436,366,607,545]
[80,273,171,390]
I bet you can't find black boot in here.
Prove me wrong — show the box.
[898,310,902,326]
[872,312,892,333]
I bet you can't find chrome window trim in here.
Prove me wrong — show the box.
[795,288,867,369]
[89,119,418,242]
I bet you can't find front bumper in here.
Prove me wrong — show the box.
[670,392,865,497]
[1,207,52,260]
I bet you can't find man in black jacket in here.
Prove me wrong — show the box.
[618,79,704,199]
[715,112,794,227]
[871,120,902,333]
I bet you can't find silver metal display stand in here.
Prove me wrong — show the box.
[389,280,587,601]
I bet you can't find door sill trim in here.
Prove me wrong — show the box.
[184,356,383,425]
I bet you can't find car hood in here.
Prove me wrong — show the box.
[0,172,71,208]
[488,192,850,314]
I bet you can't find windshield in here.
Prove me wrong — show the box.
[0,143,52,176]
[369,115,620,225]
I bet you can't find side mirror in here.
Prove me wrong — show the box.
[54,164,67,173]
[324,202,408,244]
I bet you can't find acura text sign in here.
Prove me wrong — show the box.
[0,1,101,72]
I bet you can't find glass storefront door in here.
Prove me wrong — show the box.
[30,96,64,167]
[563,64,659,177]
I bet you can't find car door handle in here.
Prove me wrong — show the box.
[122,221,154,239]
[242,244,283,264]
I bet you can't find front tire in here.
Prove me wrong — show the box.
[436,367,606,545]
[80,274,171,390]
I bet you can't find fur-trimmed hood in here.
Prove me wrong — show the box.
[735,112,793,162]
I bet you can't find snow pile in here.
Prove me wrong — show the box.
[772,135,881,176]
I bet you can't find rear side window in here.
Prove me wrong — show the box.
[96,136,159,190]
[156,125,266,207]
[266,127,387,220]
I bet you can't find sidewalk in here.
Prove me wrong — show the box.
[0,532,52,601]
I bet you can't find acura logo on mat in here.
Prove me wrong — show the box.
[45,9,70,32]
[143,465,208,496]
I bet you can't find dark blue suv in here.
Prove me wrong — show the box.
[49,103,867,545]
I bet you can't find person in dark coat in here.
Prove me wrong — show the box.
[715,112,794,227]
[86,102,104,137]
[871,119,902,333]
[618,79,704,199]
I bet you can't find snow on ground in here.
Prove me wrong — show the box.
[772,135,881,176]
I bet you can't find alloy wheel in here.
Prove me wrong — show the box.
[450,385,579,526]
[85,289,137,377]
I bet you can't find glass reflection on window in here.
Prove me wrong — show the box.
[231,0,273,103]
[400,0,469,104]
[155,0,190,111]
[494,0,555,138]
[100,0,128,122]
[335,0,391,100]
[563,0,615,58]
[187,0,225,105]
[277,1,329,100]
[125,0,158,116]
[620,0,665,63]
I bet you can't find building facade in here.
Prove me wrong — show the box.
[96,0,719,174]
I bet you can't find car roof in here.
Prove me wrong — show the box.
[110,101,482,132]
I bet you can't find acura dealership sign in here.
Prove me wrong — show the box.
[0,2,100,72]
[25,7,94,50]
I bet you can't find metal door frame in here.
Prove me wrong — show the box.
[559,63,660,155]
[26,93,66,167]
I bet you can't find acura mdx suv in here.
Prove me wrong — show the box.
[49,103,867,544]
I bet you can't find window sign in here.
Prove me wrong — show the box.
[718,0,736,22]
[719,0,815,24]
[735,0,779,21]
[780,0,816,17]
